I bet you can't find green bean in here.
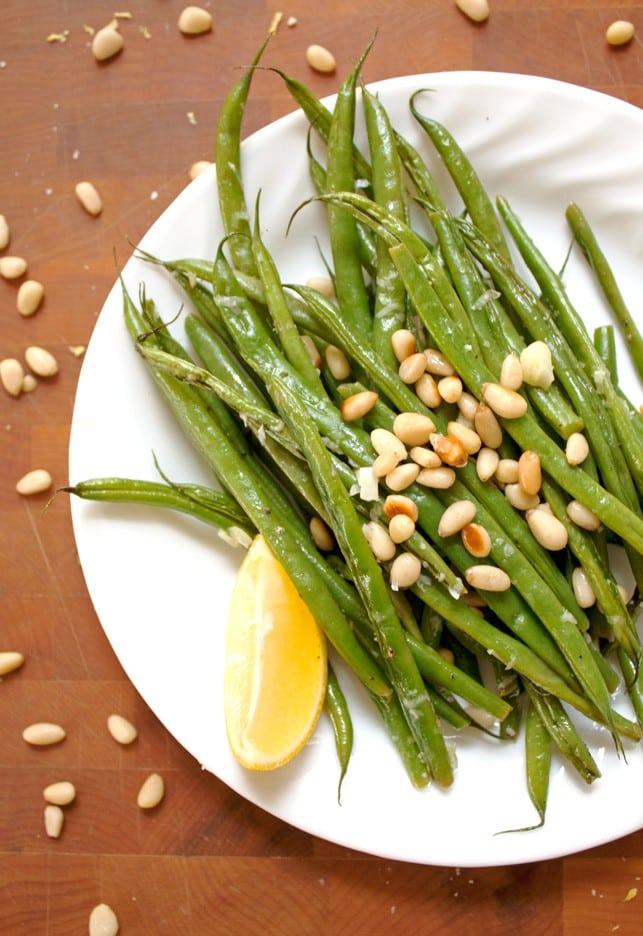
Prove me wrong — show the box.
[594,325,618,385]
[522,698,551,830]
[324,663,353,803]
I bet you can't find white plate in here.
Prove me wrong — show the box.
[69,71,643,867]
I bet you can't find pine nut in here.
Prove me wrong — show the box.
[0,256,27,279]
[429,432,468,468]
[474,404,503,449]
[371,428,407,462]
[306,44,336,74]
[44,781,76,806]
[385,462,420,492]
[17,280,45,317]
[372,449,402,478]
[389,513,416,544]
[391,328,416,363]
[572,567,596,608]
[0,651,24,675]
[526,508,568,551]
[461,522,492,558]
[424,348,454,376]
[455,0,490,23]
[22,722,66,746]
[89,903,120,936]
[189,160,212,180]
[1,357,24,396]
[178,6,213,35]
[399,352,427,384]
[438,647,455,665]
[416,465,457,489]
[465,565,511,592]
[566,500,602,531]
[565,432,590,466]
[363,520,396,562]
[16,469,53,496]
[309,516,335,552]
[457,391,479,422]
[383,493,419,523]
[24,345,58,378]
[137,772,165,809]
[390,552,422,590]
[340,389,378,421]
[415,372,441,408]
[481,382,528,419]
[438,499,477,537]
[438,375,462,403]
[306,275,335,298]
[44,804,64,839]
[325,345,351,380]
[606,20,635,45]
[475,447,499,482]
[409,446,442,469]
[22,374,37,393]
[301,334,321,369]
[107,713,138,745]
[393,412,435,446]
[0,214,9,250]
[518,450,542,496]
[520,341,554,389]
[447,420,481,455]
[91,25,124,61]
[75,181,103,216]
[499,353,523,390]
[495,458,520,485]
[505,482,540,511]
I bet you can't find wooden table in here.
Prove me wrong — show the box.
[2,2,642,932]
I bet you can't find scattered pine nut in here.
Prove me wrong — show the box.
[372,449,402,478]
[606,20,635,46]
[398,351,427,384]
[22,369,37,389]
[565,432,589,466]
[137,771,165,809]
[475,446,499,482]
[89,903,120,936]
[340,389,378,421]
[499,353,523,390]
[309,516,334,552]
[389,513,416,544]
[526,508,568,551]
[0,255,27,279]
[495,458,520,485]
[481,382,528,419]
[17,280,45,317]
[474,404,503,449]
[188,160,212,180]
[504,482,540,511]
[371,427,407,462]
[457,391,479,423]
[44,804,65,839]
[391,328,416,363]
[107,713,138,745]
[429,432,468,468]
[415,372,441,408]
[75,181,103,217]
[520,341,554,389]
[393,412,435,447]
[518,450,542,496]
[566,499,602,531]
[461,522,492,558]
[91,25,124,62]
[0,651,25,676]
[22,722,66,746]
[465,565,511,592]
[363,520,396,562]
[447,420,481,455]
[390,552,422,590]
[382,493,419,523]
[416,465,457,489]
[24,346,58,377]
[305,44,336,74]
[325,345,351,380]
[424,348,454,377]
[455,0,490,24]
[385,461,420,492]
[43,781,76,806]
[438,499,477,538]
[409,446,442,469]
[437,375,463,403]
[305,274,335,298]
[0,214,10,250]
[300,334,322,369]
[16,469,53,496]
[1,357,25,396]
[178,6,213,35]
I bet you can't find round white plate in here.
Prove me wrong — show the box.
[69,71,643,867]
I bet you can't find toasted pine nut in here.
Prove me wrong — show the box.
[518,450,542,496]
[495,458,520,485]
[417,465,457,489]
[363,520,396,562]
[565,432,590,466]
[429,432,468,468]
[438,499,477,538]
[91,25,124,61]
[526,508,568,551]
[75,181,103,216]
[383,493,419,523]
[1,357,24,396]
[325,345,351,380]
[370,428,407,461]
[424,348,454,376]
[399,351,427,384]
[572,567,596,608]
[393,412,435,446]
[475,447,499,482]
[390,552,422,590]
[300,334,321,369]
[438,647,455,665]
[17,280,45,317]
[0,214,9,250]
[372,449,402,478]
[189,160,212,180]
[44,781,76,806]
[306,274,335,298]
[306,43,336,74]
[415,372,441,408]
[340,389,378,421]
[505,482,540,511]
[455,0,490,23]
[309,516,334,552]
[438,375,462,403]
[385,462,420,492]
[520,341,554,389]
[137,772,165,809]
[409,446,442,469]
[391,328,416,363]
[457,391,479,422]
[499,353,523,390]
[389,513,416,544]
[178,6,213,35]
[474,404,503,449]
[461,522,492,558]
[0,651,24,676]
[447,420,481,455]
[482,382,528,419]
[16,469,52,496]
[566,500,602,531]
[44,804,64,839]
[107,713,138,745]
[606,20,635,45]
[0,256,27,279]
[22,722,66,746]
[465,565,511,592]
[89,903,119,936]
[25,345,58,377]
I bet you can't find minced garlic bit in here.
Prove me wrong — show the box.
[186,111,197,125]
[113,11,133,19]
[47,31,70,43]
[624,887,638,902]
[139,25,151,39]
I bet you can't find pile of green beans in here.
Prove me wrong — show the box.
[67,33,643,825]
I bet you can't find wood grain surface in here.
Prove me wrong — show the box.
[1,2,642,933]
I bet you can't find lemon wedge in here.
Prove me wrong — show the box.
[224,534,328,770]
